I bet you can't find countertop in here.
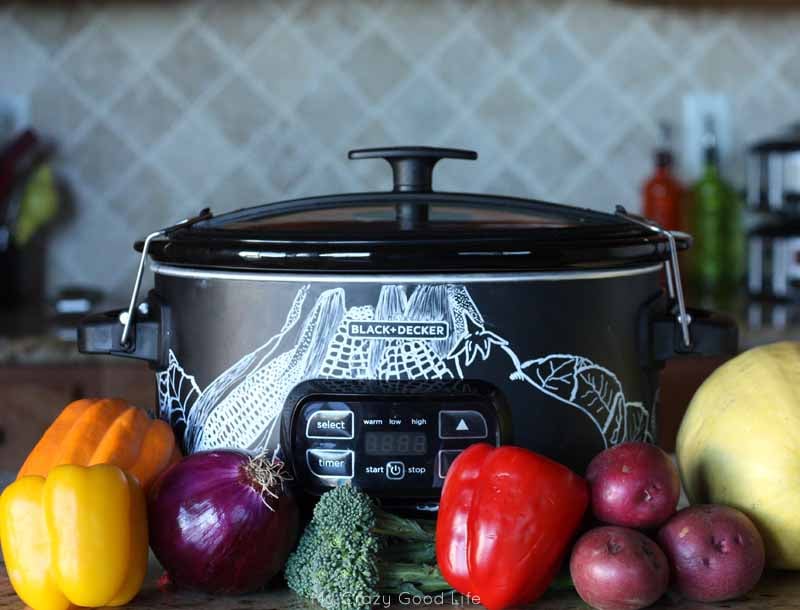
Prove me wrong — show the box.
[0,565,799,610]
[0,334,93,365]
[0,309,120,365]
[0,309,89,365]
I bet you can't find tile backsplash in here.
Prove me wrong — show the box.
[1,0,799,300]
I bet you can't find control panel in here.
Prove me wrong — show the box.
[281,380,508,500]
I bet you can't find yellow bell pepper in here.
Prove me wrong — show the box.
[0,464,148,610]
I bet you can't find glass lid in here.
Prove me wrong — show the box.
[143,147,688,273]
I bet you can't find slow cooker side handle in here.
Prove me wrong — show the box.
[78,291,169,367]
[651,308,739,360]
[615,206,695,350]
[616,207,740,359]
[78,209,211,368]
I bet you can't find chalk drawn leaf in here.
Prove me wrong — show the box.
[157,350,201,433]
[626,401,652,444]
[519,354,588,398]
[575,365,624,420]
[516,354,644,448]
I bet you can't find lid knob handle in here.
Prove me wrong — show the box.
[348,146,478,193]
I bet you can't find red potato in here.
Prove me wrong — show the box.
[570,526,669,610]
[586,442,680,529]
[657,505,765,602]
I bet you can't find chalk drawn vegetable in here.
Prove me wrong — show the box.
[158,283,653,455]
[447,314,509,378]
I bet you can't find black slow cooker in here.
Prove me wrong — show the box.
[79,147,737,502]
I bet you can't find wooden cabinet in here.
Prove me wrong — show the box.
[0,363,156,472]
[657,356,729,451]
[619,0,798,4]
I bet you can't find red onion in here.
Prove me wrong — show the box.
[148,450,299,594]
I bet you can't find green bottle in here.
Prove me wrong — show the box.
[689,117,744,305]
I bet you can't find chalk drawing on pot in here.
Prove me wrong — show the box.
[158,283,652,455]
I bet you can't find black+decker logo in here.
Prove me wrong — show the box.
[347,321,449,340]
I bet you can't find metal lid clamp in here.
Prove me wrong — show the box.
[119,208,213,350]
[615,206,693,349]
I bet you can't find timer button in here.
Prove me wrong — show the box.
[306,410,354,439]
[306,449,354,479]
[439,410,488,439]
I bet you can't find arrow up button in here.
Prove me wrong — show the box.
[439,410,488,439]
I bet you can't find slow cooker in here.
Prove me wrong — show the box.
[79,147,737,502]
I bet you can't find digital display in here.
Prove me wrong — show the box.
[364,431,427,456]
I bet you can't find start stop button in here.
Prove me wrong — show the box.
[306,410,354,439]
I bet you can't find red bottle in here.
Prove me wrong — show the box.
[643,123,683,231]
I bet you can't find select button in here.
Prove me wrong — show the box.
[306,449,354,479]
[306,410,354,439]
[439,410,488,439]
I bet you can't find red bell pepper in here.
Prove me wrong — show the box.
[436,443,589,610]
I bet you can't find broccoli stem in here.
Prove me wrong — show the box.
[373,509,435,542]
[377,561,451,594]
[548,572,574,592]
[380,541,436,564]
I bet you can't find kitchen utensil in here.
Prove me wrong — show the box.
[78,146,737,503]
[51,287,104,342]
[747,124,800,213]
[0,132,54,310]
[748,220,800,301]
[0,129,39,228]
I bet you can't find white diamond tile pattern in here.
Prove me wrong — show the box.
[518,121,586,198]
[111,73,182,149]
[561,74,634,151]
[155,27,227,103]
[30,68,92,143]
[10,3,93,56]
[292,1,376,61]
[519,30,584,102]
[67,119,138,198]
[251,120,318,197]
[205,74,276,148]
[470,0,552,56]
[60,24,140,104]
[0,19,48,94]
[0,0,798,300]
[605,22,674,105]
[434,24,502,103]
[342,33,411,103]
[201,1,285,55]
[156,112,235,195]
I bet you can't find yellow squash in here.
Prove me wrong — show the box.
[677,341,800,569]
[0,464,148,610]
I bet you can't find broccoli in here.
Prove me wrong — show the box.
[285,486,450,610]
